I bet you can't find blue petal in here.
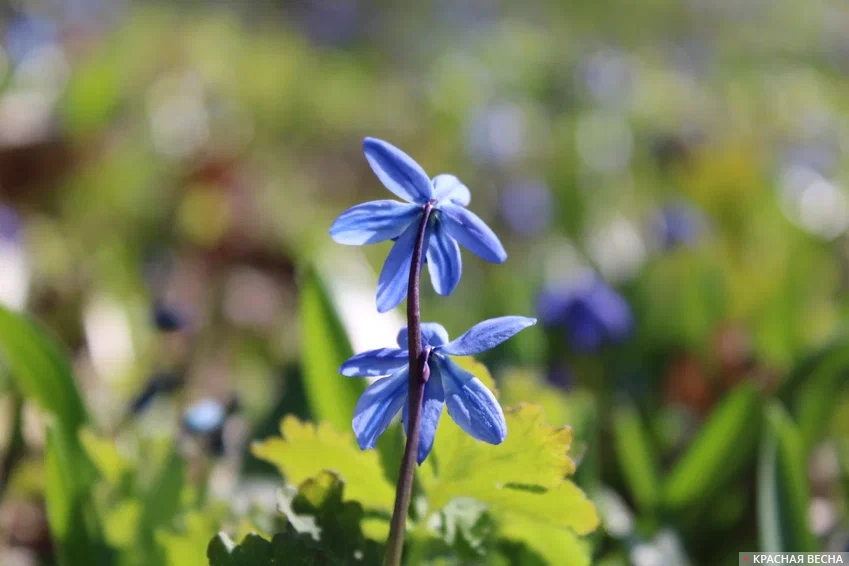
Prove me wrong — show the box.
[439,202,507,263]
[402,369,446,464]
[433,174,471,206]
[330,200,421,245]
[363,137,434,204]
[352,367,408,450]
[339,348,408,377]
[425,219,462,296]
[436,355,506,445]
[439,316,536,356]
[376,221,426,313]
[396,322,450,349]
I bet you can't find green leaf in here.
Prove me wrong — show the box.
[252,416,395,512]
[664,382,761,508]
[432,498,493,560]
[286,471,382,564]
[421,396,599,564]
[0,307,112,565]
[757,403,816,552]
[205,472,384,566]
[790,343,849,450]
[498,515,593,566]
[299,266,363,432]
[0,307,88,430]
[79,427,131,486]
[611,399,660,511]
[160,511,221,566]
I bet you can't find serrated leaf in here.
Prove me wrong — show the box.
[757,403,816,552]
[206,473,382,566]
[421,399,599,564]
[421,404,578,508]
[207,533,236,564]
[664,382,761,508]
[299,266,363,432]
[612,400,660,511]
[252,416,394,511]
[288,471,382,564]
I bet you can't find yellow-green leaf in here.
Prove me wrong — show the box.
[421,394,599,565]
[252,415,394,511]
[80,427,131,486]
[499,514,593,566]
[421,404,577,509]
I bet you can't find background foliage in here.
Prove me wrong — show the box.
[1,0,849,564]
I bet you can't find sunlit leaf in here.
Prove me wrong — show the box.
[252,415,394,511]
[498,515,592,566]
[757,403,816,552]
[421,403,578,509]
[421,393,599,565]
[159,511,220,566]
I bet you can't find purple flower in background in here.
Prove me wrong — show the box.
[0,206,22,241]
[340,316,536,464]
[537,272,632,352]
[152,301,186,332]
[5,13,57,64]
[651,201,706,250]
[499,179,553,238]
[330,138,507,312]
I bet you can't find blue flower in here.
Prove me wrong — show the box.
[330,137,507,313]
[340,316,536,463]
[652,201,706,250]
[537,272,632,352]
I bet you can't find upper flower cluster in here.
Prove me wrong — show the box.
[340,316,536,463]
[330,137,507,312]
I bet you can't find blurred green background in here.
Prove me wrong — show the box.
[1,0,849,564]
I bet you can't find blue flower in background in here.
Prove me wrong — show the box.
[340,316,536,463]
[330,137,507,313]
[5,13,57,65]
[152,301,186,332]
[652,201,706,250]
[537,272,632,352]
[183,397,239,435]
[0,206,22,242]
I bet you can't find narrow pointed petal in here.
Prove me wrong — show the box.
[352,368,408,450]
[376,221,426,313]
[416,368,445,464]
[363,137,433,204]
[440,202,507,263]
[433,174,471,206]
[330,200,421,245]
[401,371,444,465]
[437,355,506,445]
[396,322,450,349]
[339,348,407,377]
[439,316,537,356]
[425,220,462,296]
